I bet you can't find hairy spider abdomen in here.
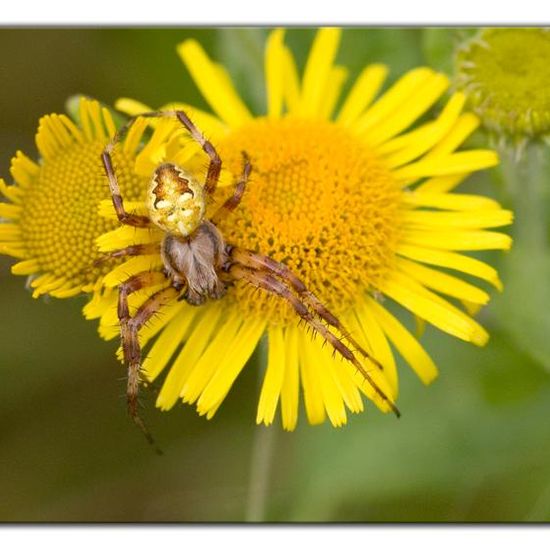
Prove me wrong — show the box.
[161,220,227,305]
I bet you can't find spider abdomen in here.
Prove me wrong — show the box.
[147,163,206,236]
[161,221,227,305]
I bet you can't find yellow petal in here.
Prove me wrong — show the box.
[143,304,198,382]
[397,244,503,290]
[404,228,512,251]
[403,191,501,211]
[299,28,341,117]
[315,343,348,427]
[381,93,466,168]
[83,290,117,322]
[0,203,22,219]
[366,73,449,147]
[158,303,225,410]
[10,151,39,188]
[280,324,300,430]
[416,174,468,193]
[319,66,348,120]
[425,112,480,159]
[58,114,84,144]
[397,257,490,305]
[0,243,26,259]
[115,97,153,117]
[365,296,438,385]
[96,225,161,252]
[265,29,286,119]
[394,150,499,183]
[102,256,164,288]
[257,326,286,425]
[136,292,185,350]
[297,328,326,425]
[0,178,23,203]
[381,272,489,346]
[11,258,40,275]
[196,317,266,416]
[0,224,21,241]
[179,308,240,405]
[177,39,252,128]
[50,285,82,299]
[352,303,398,395]
[324,352,364,414]
[353,67,434,133]
[337,64,388,126]
[403,209,513,230]
[158,101,229,140]
[281,45,301,114]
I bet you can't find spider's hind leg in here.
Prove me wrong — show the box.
[226,256,400,417]
[227,247,383,370]
[117,271,178,452]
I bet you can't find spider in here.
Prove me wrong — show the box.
[100,109,400,447]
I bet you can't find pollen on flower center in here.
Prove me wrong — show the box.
[20,141,146,290]
[456,28,550,138]
[214,117,402,324]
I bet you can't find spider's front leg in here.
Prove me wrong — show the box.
[117,271,178,452]
[211,152,252,225]
[101,143,151,228]
[225,254,400,417]
[102,108,222,203]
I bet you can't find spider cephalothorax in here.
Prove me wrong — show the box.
[147,163,206,237]
[101,110,399,448]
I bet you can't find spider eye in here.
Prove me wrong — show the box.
[146,163,205,236]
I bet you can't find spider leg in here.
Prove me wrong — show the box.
[118,271,178,452]
[102,107,222,227]
[211,152,251,225]
[112,109,222,195]
[173,110,222,196]
[101,143,151,229]
[93,243,161,267]
[227,247,382,370]
[227,264,400,418]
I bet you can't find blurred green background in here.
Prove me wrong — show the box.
[1,28,550,522]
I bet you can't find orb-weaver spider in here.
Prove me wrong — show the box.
[101,110,400,447]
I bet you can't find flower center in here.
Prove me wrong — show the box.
[20,141,147,289]
[456,28,550,138]
[215,117,402,324]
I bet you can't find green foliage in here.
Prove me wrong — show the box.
[492,144,550,371]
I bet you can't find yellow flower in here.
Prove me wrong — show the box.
[91,28,511,430]
[0,29,512,431]
[0,98,149,298]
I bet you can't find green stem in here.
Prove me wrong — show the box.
[493,141,550,370]
[245,421,276,522]
[245,336,276,522]
[501,143,549,250]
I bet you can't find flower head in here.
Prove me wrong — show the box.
[455,28,550,144]
[92,29,511,429]
[0,98,149,298]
